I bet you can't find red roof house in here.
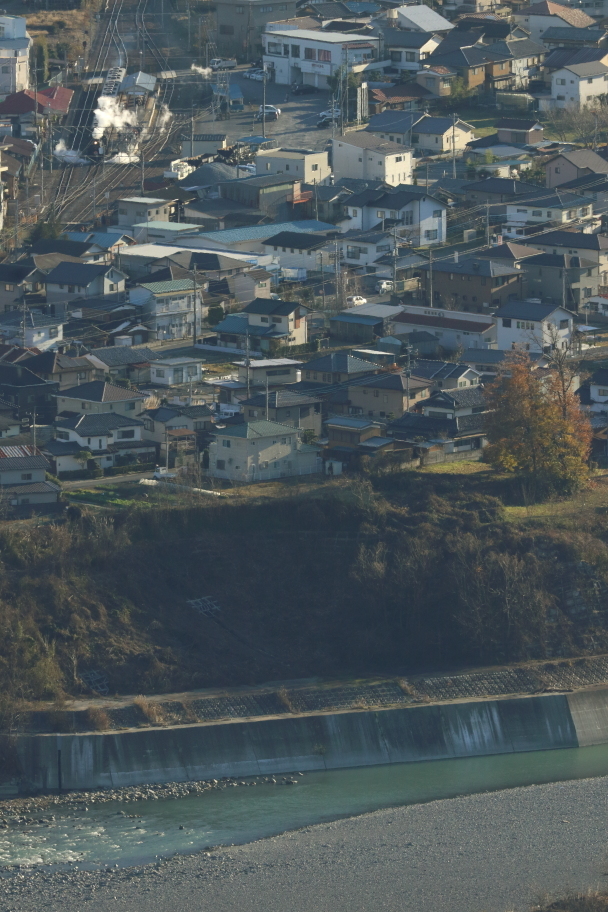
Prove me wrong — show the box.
[0,86,74,116]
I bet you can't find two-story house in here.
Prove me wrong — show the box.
[117,197,174,228]
[494,300,575,351]
[513,0,596,44]
[0,261,42,313]
[418,257,523,311]
[241,297,309,346]
[410,359,483,390]
[0,445,59,506]
[526,228,608,282]
[416,64,458,97]
[55,380,146,418]
[240,388,323,435]
[301,351,379,384]
[504,188,594,237]
[86,346,163,384]
[49,412,154,473]
[262,29,382,89]
[149,357,203,387]
[347,371,432,419]
[209,419,320,482]
[392,306,497,349]
[0,362,58,421]
[544,149,608,188]
[141,404,215,448]
[235,358,302,386]
[381,28,441,73]
[129,278,205,342]
[365,111,475,153]
[262,231,335,270]
[588,367,608,414]
[332,134,412,187]
[0,311,63,352]
[343,185,446,245]
[518,252,601,309]
[23,351,100,391]
[551,61,608,107]
[44,263,126,302]
[255,148,331,185]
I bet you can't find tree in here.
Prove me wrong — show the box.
[207,304,224,326]
[484,349,592,496]
[28,214,63,244]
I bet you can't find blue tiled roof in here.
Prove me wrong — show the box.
[198,220,335,245]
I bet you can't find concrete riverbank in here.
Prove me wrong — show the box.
[14,685,608,793]
[2,775,608,912]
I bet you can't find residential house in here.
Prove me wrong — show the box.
[116,197,175,228]
[218,174,310,222]
[325,416,384,451]
[485,39,546,90]
[551,61,608,108]
[381,28,441,73]
[262,29,381,89]
[461,347,548,376]
[332,134,413,186]
[556,172,608,214]
[55,380,146,419]
[208,419,320,482]
[415,64,458,96]
[424,44,499,93]
[0,85,73,118]
[215,0,297,60]
[474,242,543,270]
[545,148,608,187]
[365,111,475,153]
[30,237,116,265]
[23,351,100,391]
[131,222,202,245]
[240,388,323,435]
[419,257,523,311]
[494,299,575,351]
[339,229,397,272]
[409,359,483,390]
[513,1,596,44]
[330,310,392,343]
[301,351,379,384]
[0,311,63,351]
[262,230,334,270]
[149,357,203,386]
[0,445,59,506]
[86,346,163,384]
[518,252,601,309]
[525,228,608,281]
[368,80,434,112]
[343,185,446,245]
[0,261,42,312]
[129,278,205,342]
[141,404,215,449]
[255,148,331,185]
[347,370,432,419]
[44,263,126,302]
[395,5,454,33]
[0,16,31,95]
[461,177,539,213]
[235,358,302,386]
[391,306,496,350]
[541,27,608,49]
[0,362,58,421]
[420,386,486,420]
[196,220,335,254]
[504,187,594,236]
[241,297,309,346]
[64,231,134,260]
[49,413,155,473]
[588,367,608,413]
[496,118,544,144]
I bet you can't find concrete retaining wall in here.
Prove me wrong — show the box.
[16,688,604,793]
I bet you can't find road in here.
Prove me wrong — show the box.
[61,471,153,489]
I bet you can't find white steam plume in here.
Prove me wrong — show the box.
[105,152,140,164]
[53,139,90,165]
[157,103,172,134]
[191,63,212,77]
[93,96,138,140]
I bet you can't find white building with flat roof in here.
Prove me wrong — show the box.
[117,197,175,227]
[0,16,31,94]
[332,133,413,185]
[263,28,383,88]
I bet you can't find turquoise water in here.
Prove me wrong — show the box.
[3,742,608,870]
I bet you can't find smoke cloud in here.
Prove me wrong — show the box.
[191,63,212,77]
[157,103,172,134]
[93,96,138,140]
[105,152,140,164]
[53,139,90,165]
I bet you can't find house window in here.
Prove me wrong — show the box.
[560,319,569,328]
[4,284,14,291]
[118,430,135,439]
[377,210,385,218]
[318,49,331,62]
[311,163,319,171]
[352,209,358,216]
[222,439,231,448]
[425,229,438,240]
[291,44,300,57]
[433,209,442,218]
[21,473,32,481]
[216,459,226,470]
[599,388,608,396]
[405,52,416,62]
[555,167,560,173]
[156,369,165,377]
[532,210,542,216]
[502,318,511,327]
[126,402,136,410]
[304,47,315,60]
[0,66,7,75]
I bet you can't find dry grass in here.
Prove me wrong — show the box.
[85,707,111,731]
[420,462,492,475]
[529,892,608,911]
[277,687,296,713]
[133,695,165,726]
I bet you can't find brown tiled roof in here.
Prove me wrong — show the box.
[518,0,595,27]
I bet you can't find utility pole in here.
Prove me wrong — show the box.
[392,226,398,289]
[314,179,318,221]
[265,376,269,419]
[404,344,412,413]
[191,103,195,156]
[92,166,96,222]
[428,248,433,307]
[32,405,37,450]
[140,151,144,196]
[320,251,326,310]
[486,202,490,247]
[451,112,457,180]
[192,265,198,344]
[245,331,250,397]
[262,65,267,139]
[22,297,27,348]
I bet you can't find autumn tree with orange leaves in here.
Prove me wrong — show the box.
[484,348,591,496]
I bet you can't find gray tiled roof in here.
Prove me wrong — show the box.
[0,454,49,471]
[88,346,163,367]
[59,381,146,402]
[55,413,144,435]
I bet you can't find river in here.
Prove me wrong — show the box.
[4,741,608,871]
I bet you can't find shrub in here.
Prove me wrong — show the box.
[85,707,111,731]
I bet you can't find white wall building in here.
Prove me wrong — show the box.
[209,419,321,482]
[117,197,174,227]
[130,278,206,341]
[332,133,412,186]
[150,357,203,386]
[513,4,596,44]
[551,62,608,107]
[0,16,31,94]
[395,4,454,33]
[255,148,331,185]
[344,187,446,245]
[494,300,574,352]
[263,28,383,88]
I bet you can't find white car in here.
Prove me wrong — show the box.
[250,71,265,81]
[237,163,256,174]
[375,280,394,294]
[319,108,340,119]
[259,104,281,115]
[346,295,367,306]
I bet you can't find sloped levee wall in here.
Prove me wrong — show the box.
[16,689,605,793]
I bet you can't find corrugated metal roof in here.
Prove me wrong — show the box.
[138,278,199,294]
[198,220,335,244]
[0,444,40,458]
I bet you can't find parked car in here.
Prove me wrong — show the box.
[153,466,177,480]
[292,83,319,95]
[375,280,394,294]
[259,104,281,115]
[249,70,265,81]
[346,295,367,306]
[209,57,237,70]
[255,110,278,121]
[236,163,256,174]
[317,114,338,128]
[244,69,262,79]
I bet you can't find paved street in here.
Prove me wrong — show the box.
[61,472,153,490]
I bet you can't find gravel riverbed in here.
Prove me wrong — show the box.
[1,775,608,912]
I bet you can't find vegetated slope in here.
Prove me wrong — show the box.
[2,473,608,709]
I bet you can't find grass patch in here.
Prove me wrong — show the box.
[420,461,492,475]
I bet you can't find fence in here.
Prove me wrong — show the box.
[420,449,484,467]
